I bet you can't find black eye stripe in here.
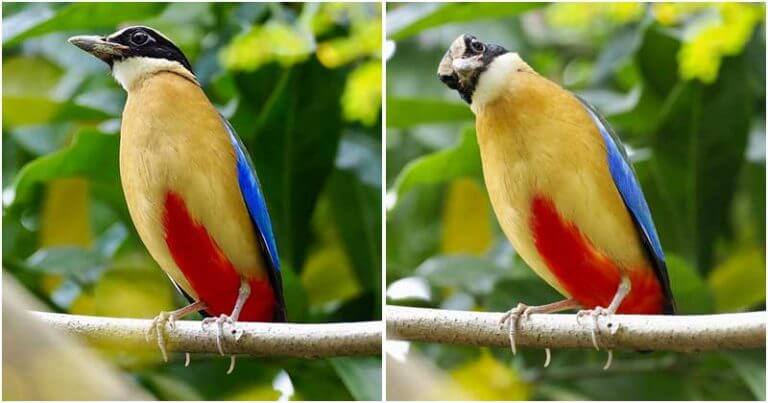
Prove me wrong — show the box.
[104,26,195,73]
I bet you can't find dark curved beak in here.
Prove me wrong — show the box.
[68,35,129,62]
[437,34,482,90]
[438,49,460,90]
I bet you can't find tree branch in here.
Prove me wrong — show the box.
[31,311,381,357]
[386,306,766,352]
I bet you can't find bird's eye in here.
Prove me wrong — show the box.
[470,40,484,53]
[130,31,150,46]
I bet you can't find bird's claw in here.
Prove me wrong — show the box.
[201,315,242,374]
[201,314,243,356]
[499,303,532,356]
[576,306,619,370]
[146,311,173,362]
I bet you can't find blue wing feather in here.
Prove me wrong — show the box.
[578,97,675,314]
[221,116,286,321]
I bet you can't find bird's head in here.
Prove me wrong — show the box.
[438,34,529,108]
[68,26,196,90]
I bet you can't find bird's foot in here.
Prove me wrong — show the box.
[146,311,180,362]
[201,314,244,356]
[499,303,537,356]
[202,314,244,374]
[576,306,619,370]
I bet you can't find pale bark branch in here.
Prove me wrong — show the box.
[31,311,382,357]
[386,306,766,352]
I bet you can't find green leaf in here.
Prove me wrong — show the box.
[10,129,120,208]
[723,350,766,400]
[3,3,167,47]
[665,254,714,314]
[386,98,473,128]
[393,125,480,199]
[330,357,382,401]
[649,55,754,271]
[416,255,512,296]
[329,141,382,316]
[636,24,681,97]
[591,15,651,85]
[707,248,765,312]
[2,56,62,97]
[289,360,354,401]
[386,185,444,278]
[281,264,309,323]
[243,59,347,270]
[26,246,106,285]
[387,3,542,41]
[2,96,113,127]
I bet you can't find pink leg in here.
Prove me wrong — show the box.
[201,279,251,374]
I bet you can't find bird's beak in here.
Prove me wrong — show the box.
[68,35,129,62]
[437,34,483,90]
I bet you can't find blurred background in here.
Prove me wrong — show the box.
[386,2,765,401]
[3,2,381,400]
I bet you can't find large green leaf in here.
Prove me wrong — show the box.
[329,135,382,317]
[2,96,112,126]
[635,24,681,97]
[386,98,473,128]
[387,3,542,41]
[649,55,754,272]
[416,255,515,296]
[3,3,167,47]
[591,16,650,85]
[665,254,713,314]
[707,248,765,312]
[243,59,347,270]
[25,246,106,283]
[393,125,481,199]
[10,129,120,208]
[724,350,766,400]
[330,357,382,401]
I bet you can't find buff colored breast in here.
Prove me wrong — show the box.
[119,71,268,301]
[474,71,654,307]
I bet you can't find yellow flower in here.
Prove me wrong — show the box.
[342,61,381,125]
[546,3,601,29]
[546,3,643,30]
[679,26,722,83]
[653,3,681,26]
[220,22,313,72]
[317,19,381,68]
[605,3,645,24]
[678,3,762,83]
[450,350,532,400]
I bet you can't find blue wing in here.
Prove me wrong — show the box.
[221,116,286,321]
[578,97,675,314]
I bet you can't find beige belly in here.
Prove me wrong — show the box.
[119,72,267,299]
[474,88,650,297]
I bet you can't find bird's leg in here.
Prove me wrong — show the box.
[576,274,631,370]
[499,298,581,366]
[146,300,208,362]
[201,279,251,374]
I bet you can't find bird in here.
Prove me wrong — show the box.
[437,34,675,369]
[68,26,286,373]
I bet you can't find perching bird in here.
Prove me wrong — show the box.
[69,26,285,372]
[437,34,675,369]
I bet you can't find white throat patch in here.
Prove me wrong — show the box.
[470,52,526,114]
[112,57,197,91]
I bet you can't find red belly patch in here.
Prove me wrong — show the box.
[162,191,276,321]
[530,196,663,314]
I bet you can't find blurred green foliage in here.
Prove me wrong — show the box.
[386,3,765,401]
[3,2,381,400]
